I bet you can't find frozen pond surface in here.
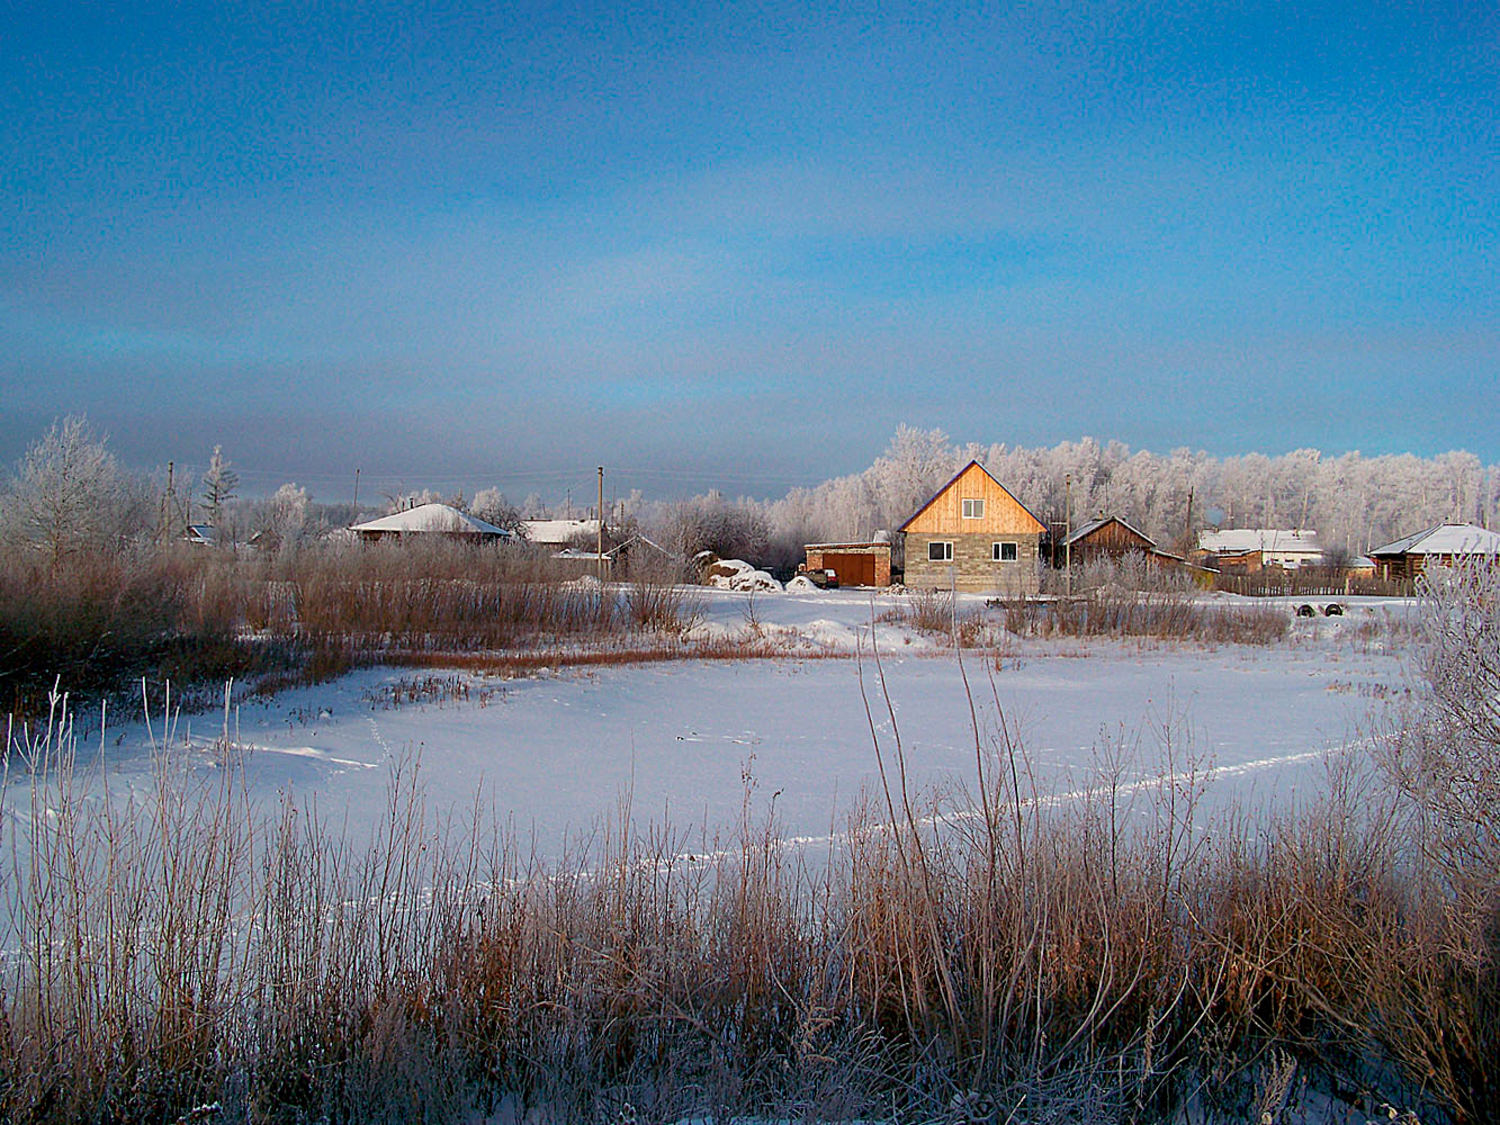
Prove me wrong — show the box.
[8,588,1408,858]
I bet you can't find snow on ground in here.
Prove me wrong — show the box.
[3,588,1411,861]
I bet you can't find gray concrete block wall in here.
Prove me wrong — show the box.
[903,533,1042,594]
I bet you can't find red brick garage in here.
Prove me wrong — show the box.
[803,542,892,587]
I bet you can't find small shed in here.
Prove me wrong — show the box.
[550,534,679,582]
[1369,523,1500,583]
[351,503,513,543]
[1213,548,1263,576]
[609,533,678,579]
[803,541,893,588]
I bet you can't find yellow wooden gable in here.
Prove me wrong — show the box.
[898,461,1047,536]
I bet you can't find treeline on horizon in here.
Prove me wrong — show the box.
[665,427,1499,574]
[2,418,1496,576]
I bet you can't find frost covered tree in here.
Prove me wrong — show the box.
[200,445,239,534]
[265,482,309,547]
[470,487,524,534]
[384,488,437,513]
[4,415,125,565]
[866,425,962,529]
[664,491,770,562]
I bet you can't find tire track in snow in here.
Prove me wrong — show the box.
[586,743,1349,880]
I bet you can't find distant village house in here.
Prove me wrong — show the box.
[520,519,614,552]
[1368,523,1500,584]
[1196,529,1324,572]
[521,519,674,580]
[350,503,513,543]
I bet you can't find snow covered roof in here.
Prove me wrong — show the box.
[522,519,602,545]
[1197,529,1323,555]
[351,503,512,537]
[1369,523,1500,557]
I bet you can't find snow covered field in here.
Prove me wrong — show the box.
[6,589,1414,859]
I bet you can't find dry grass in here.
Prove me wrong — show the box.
[890,580,1288,650]
[999,559,1290,645]
[0,542,704,722]
[382,638,847,677]
[1000,593,1290,645]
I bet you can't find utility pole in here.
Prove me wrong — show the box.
[1185,486,1194,555]
[353,467,361,514]
[1064,473,1073,598]
[160,461,175,545]
[597,466,605,582]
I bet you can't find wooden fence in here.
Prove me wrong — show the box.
[1213,572,1412,598]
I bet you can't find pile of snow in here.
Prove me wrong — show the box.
[561,574,604,591]
[705,558,783,592]
[704,557,751,580]
[785,574,820,593]
[724,569,782,593]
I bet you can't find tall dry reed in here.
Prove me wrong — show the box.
[1,540,701,722]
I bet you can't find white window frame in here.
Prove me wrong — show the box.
[928,541,953,562]
[992,541,1018,562]
[961,498,985,519]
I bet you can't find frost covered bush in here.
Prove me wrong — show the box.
[1372,556,1500,1119]
[1380,557,1500,884]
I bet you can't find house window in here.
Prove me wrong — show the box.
[928,541,953,562]
[962,498,985,519]
[992,542,1018,562]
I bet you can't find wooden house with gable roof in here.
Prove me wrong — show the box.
[1064,515,1156,564]
[1369,523,1500,584]
[898,461,1047,594]
[1063,515,1194,572]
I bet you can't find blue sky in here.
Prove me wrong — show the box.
[2,1,1495,499]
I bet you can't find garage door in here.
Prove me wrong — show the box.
[825,553,877,586]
